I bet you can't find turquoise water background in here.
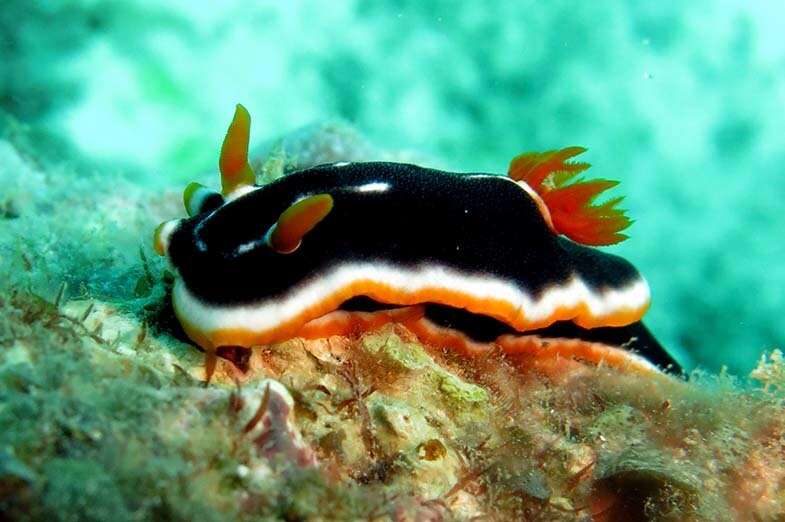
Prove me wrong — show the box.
[3,1,785,375]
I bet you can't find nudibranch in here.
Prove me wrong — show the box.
[154,104,680,381]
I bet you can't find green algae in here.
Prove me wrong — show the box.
[0,293,235,521]
[0,292,380,521]
[435,370,488,406]
[751,350,785,392]
[361,331,488,407]
[361,333,431,371]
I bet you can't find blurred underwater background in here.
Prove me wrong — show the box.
[4,2,785,521]
[3,0,784,375]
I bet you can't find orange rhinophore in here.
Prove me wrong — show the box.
[508,147,631,246]
[219,103,256,195]
[267,194,334,254]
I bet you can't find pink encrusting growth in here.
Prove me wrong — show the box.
[241,380,317,469]
[508,147,632,246]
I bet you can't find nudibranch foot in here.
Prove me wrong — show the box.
[498,336,662,378]
[418,303,680,373]
[295,300,681,376]
[154,103,681,382]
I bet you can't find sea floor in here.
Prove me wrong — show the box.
[1,126,785,521]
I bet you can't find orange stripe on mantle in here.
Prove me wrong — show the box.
[175,279,647,351]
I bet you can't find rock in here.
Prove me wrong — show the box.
[2,123,784,521]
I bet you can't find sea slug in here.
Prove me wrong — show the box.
[154,105,680,381]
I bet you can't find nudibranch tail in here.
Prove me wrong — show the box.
[219,103,256,195]
[508,147,631,246]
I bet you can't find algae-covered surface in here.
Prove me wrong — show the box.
[2,128,785,521]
